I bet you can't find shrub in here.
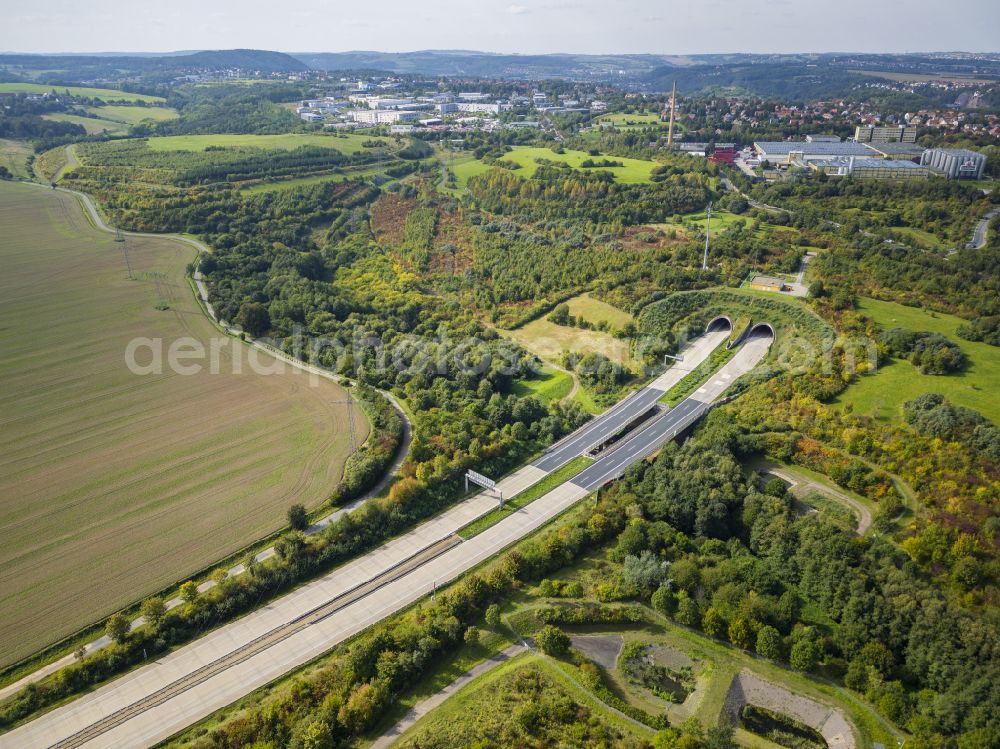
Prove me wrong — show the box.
[536,624,571,657]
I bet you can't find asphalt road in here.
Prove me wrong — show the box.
[574,328,773,491]
[968,208,999,249]
[532,326,730,473]
[0,325,770,749]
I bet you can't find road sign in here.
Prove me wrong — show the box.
[465,470,495,490]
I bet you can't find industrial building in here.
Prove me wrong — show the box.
[753,140,872,165]
[862,142,927,162]
[350,109,421,124]
[920,148,987,180]
[710,143,736,164]
[809,157,929,180]
[854,125,918,143]
[457,102,503,114]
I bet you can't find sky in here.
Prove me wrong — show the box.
[2,0,998,55]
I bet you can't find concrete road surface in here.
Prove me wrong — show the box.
[0,325,770,749]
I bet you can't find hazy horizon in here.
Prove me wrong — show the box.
[3,0,998,57]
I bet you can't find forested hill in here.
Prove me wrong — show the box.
[0,49,307,83]
[295,50,672,78]
[644,62,872,100]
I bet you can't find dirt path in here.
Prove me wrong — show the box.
[370,644,528,748]
[753,460,873,535]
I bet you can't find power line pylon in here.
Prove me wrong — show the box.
[332,390,358,452]
[114,226,133,278]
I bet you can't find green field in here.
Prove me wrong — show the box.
[0,138,33,178]
[505,315,640,372]
[448,145,658,192]
[565,292,635,330]
[512,364,574,402]
[0,181,363,667]
[888,225,946,250]
[833,298,1000,425]
[87,105,179,124]
[145,132,388,154]
[42,112,129,135]
[0,82,164,102]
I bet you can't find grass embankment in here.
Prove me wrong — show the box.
[457,456,593,540]
[504,600,900,749]
[512,364,574,403]
[833,297,1000,425]
[395,653,653,746]
[659,343,736,407]
[0,181,363,667]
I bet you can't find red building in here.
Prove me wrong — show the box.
[709,143,735,164]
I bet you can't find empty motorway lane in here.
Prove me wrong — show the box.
[1,322,770,749]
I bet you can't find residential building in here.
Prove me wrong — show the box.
[920,148,987,180]
[854,125,918,143]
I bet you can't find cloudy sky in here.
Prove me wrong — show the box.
[2,0,998,55]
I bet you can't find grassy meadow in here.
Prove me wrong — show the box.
[0,181,363,666]
[512,364,574,403]
[42,112,129,135]
[833,298,1000,425]
[505,316,639,373]
[446,145,659,194]
[0,138,33,178]
[0,82,164,102]
[565,292,635,331]
[145,132,388,154]
[90,105,179,124]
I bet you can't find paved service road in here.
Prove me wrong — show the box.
[968,208,999,249]
[1,324,770,749]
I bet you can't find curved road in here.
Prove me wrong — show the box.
[0,181,412,702]
[968,207,999,249]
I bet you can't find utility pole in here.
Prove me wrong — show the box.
[702,202,712,271]
[667,81,677,147]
